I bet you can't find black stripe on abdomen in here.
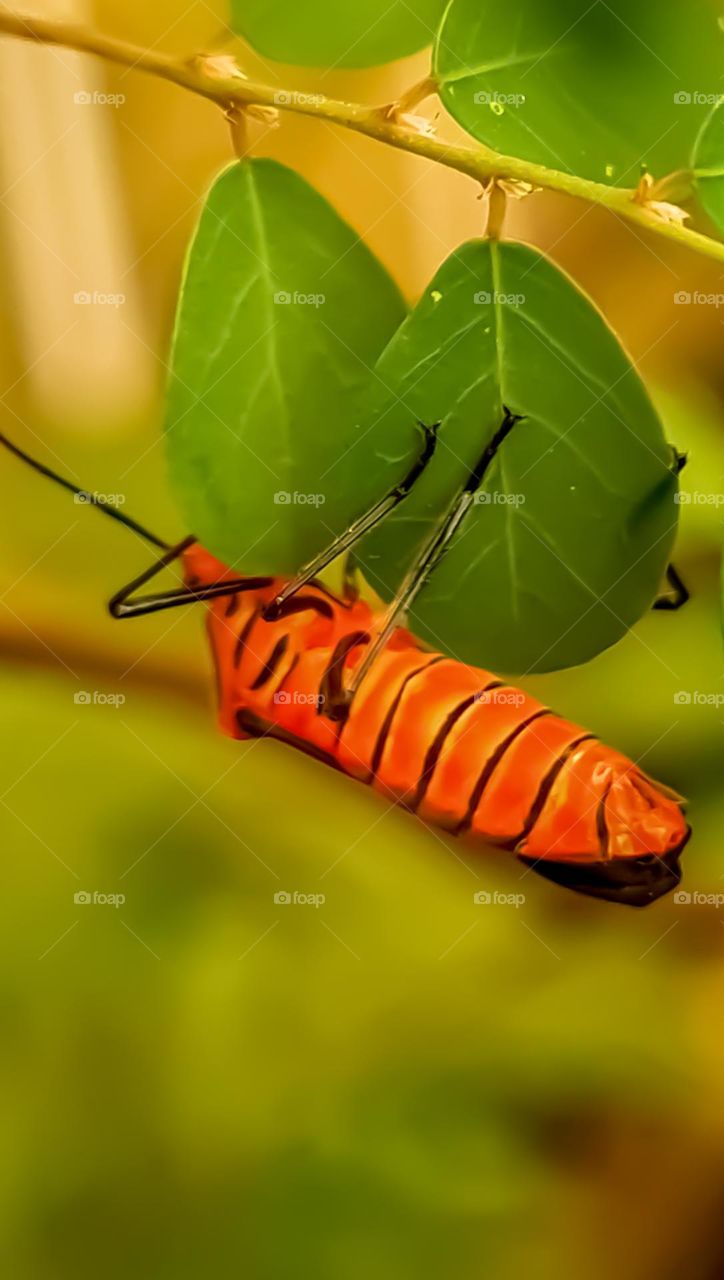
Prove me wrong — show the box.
[515,733,596,845]
[454,709,552,834]
[272,594,334,621]
[236,709,340,770]
[368,656,445,781]
[409,681,503,812]
[250,634,290,690]
[318,630,370,716]
[596,781,612,859]
[233,605,261,668]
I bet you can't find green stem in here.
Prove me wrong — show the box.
[1,9,723,265]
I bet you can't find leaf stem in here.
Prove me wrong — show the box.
[226,105,249,161]
[380,73,439,124]
[486,184,507,240]
[1,10,723,265]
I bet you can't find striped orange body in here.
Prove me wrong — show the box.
[185,545,689,907]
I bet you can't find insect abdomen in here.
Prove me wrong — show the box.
[338,650,558,836]
[201,565,688,905]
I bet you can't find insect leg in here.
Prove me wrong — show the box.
[342,550,361,603]
[262,421,440,621]
[325,408,524,720]
[108,536,272,619]
[652,563,690,612]
[328,488,472,718]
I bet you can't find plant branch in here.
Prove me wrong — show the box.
[2,9,724,265]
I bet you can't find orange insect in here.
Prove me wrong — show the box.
[2,429,689,907]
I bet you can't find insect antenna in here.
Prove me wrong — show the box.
[0,432,169,550]
[0,432,260,620]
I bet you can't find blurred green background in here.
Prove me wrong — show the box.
[1,4,724,1278]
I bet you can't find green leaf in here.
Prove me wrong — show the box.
[230,0,447,68]
[358,240,679,675]
[165,160,407,574]
[693,100,724,234]
[434,0,723,185]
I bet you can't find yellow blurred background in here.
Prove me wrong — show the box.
[1,3,724,1277]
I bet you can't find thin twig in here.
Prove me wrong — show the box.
[0,9,722,264]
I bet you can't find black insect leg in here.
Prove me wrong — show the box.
[324,408,524,721]
[342,550,361,603]
[652,563,690,612]
[262,421,440,622]
[108,536,272,619]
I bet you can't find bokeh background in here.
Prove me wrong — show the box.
[1,3,724,1277]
